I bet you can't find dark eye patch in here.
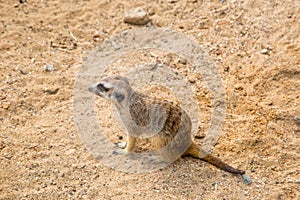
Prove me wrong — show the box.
[97,83,109,92]
[114,92,125,102]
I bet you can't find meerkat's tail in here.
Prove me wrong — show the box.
[185,142,245,174]
[185,142,252,184]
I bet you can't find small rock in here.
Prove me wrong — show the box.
[178,57,187,65]
[44,64,55,71]
[261,49,269,54]
[146,21,152,27]
[224,66,230,72]
[123,7,150,25]
[92,34,102,41]
[20,69,28,75]
[4,153,13,159]
[148,7,155,16]
[294,116,300,126]
[188,76,196,83]
[178,25,184,29]
[195,135,205,139]
[293,116,300,121]
[44,88,59,95]
[2,103,10,110]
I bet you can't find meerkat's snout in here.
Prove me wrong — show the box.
[88,82,112,97]
[88,76,129,104]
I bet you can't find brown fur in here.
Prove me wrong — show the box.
[184,143,245,174]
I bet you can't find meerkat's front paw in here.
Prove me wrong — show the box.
[114,141,127,149]
[113,142,128,155]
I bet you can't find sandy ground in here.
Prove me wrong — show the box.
[1,0,299,199]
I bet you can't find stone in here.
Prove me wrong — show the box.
[261,49,269,54]
[2,103,10,110]
[178,57,187,65]
[123,7,150,25]
[44,64,54,71]
[188,76,196,83]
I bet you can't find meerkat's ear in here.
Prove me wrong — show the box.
[114,76,129,84]
[111,92,125,102]
[97,83,110,92]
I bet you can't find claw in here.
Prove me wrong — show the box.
[114,141,127,149]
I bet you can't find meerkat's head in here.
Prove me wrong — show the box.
[88,75,132,106]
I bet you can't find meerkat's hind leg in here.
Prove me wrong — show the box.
[125,135,136,152]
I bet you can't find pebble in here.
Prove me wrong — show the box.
[123,7,150,25]
[294,116,300,125]
[44,88,59,95]
[293,116,300,121]
[188,76,196,83]
[178,57,187,65]
[2,103,10,110]
[92,34,101,41]
[44,64,55,71]
[20,69,28,75]
[4,153,13,159]
[146,21,152,27]
[260,49,269,54]
[148,7,155,16]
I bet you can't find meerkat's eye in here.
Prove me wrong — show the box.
[97,83,110,92]
[113,92,125,102]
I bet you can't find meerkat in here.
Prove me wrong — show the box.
[88,75,252,184]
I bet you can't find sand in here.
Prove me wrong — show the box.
[0,0,299,199]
